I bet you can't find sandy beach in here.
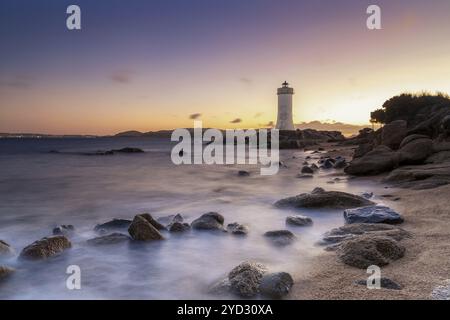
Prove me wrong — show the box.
[291,143,450,300]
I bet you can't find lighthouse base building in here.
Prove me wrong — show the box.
[275,81,295,131]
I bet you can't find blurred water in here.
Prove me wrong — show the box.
[0,137,385,299]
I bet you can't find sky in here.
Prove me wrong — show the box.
[1,0,450,135]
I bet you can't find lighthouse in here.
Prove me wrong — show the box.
[275,81,295,131]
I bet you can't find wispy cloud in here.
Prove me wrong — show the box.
[189,113,202,120]
[239,77,252,85]
[254,112,263,118]
[110,70,133,84]
[0,76,33,89]
[230,118,242,124]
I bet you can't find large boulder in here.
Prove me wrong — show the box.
[87,233,131,246]
[275,188,374,209]
[336,235,405,269]
[259,272,294,299]
[264,230,296,246]
[128,215,164,241]
[286,215,313,227]
[399,134,430,149]
[344,205,404,224]
[345,146,399,175]
[381,120,407,150]
[191,212,224,230]
[397,138,434,164]
[0,240,15,257]
[20,236,72,260]
[228,261,267,297]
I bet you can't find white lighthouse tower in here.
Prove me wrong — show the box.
[275,81,295,131]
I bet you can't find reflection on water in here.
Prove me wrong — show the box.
[0,138,385,299]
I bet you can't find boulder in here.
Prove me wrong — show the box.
[157,214,183,226]
[397,138,434,164]
[425,151,450,164]
[440,115,450,134]
[353,143,374,158]
[168,222,191,233]
[336,235,405,269]
[53,225,75,236]
[300,166,314,174]
[344,206,404,224]
[86,233,131,246]
[128,215,164,241]
[322,159,334,169]
[208,277,232,295]
[275,188,374,209]
[264,230,296,246]
[94,218,132,233]
[333,158,347,169]
[399,134,430,149]
[384,162,450,189]
[20,236,72,260]
[345,146,399,175]
[238,170,250,177]
[191,212,224,230]
[381,120,407,150]
[112,147,144,153]
[286,215,313,227]
[227,223,249,235]
[0,240,15,257]
[137,213,166,230]
[355,277,402,290]
[0,265,14,279]
[228,261,267,297]
[259,272,294,299]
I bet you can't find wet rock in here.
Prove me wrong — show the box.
[0,265,14,279]
[238,170,250,177]
[264,230,296,246]
[137,213,166,230]
[336,235,405,269]
[228,261,267,297]
[322,159,334,169]
[296,174,313,179]
[301,166,314,174]
[381,120,407,150]
[361,192,373,199]
[398,138,434,164]
[322,223,410,246]
[94,219,132,233]
[112,147,144,153]
[128,215,164,241]
[310,163,319,171]
[53,225,75,236]
[157,214,183,226]
[344,206,404,224]
[191,212,224,230]
[0,240,15,257]
[345,146,399,175]
[259,272,294,299]
[227,223,249,235]
[286,215,313,227]
[169,222,191,233]
[275,188,374,209]
[20,236,72,260]
[355,277,402,290]
[333,158,347,169]
[86,233,131,246]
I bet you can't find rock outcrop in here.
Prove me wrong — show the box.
[20,236,72,260]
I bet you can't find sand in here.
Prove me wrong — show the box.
[290,145,450,300]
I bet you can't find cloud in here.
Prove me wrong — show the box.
[110,70,133,84]
[230,118,242,124]
[0,76,33,89]
[239,77,252,85]
[189,113,202,119]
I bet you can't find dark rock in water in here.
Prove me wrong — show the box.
[238,170,250,177]
[128,215,164,241]
[344,206,404,224]
[53,225,75,236]
[355,277,402,290]
[227,223,249,235]
[381,120,407,150]
[321,223,410,247]
[157,214,184,226]
[333,158,347,169]
[87,233,130,246]
[296,174,313,179]
[228,261,268,297]
[336,234,405,269]
[310,163,319,171]
[112,147,144,153]
[0,265,15,279]
[259,272,294,299]
[286,215,313,227]
[275,188,374,209]
[345,146,399,175]
[20,236,72,260]
[322,159,334,169]
[361,192,373,199]
[169,222,190,233]
[94,219,132,233]
[137,213,166,230]
[191,212,224,231]
[0,240,15,257]
[397,138,434,164]
[264,230,296,246]
[301,166,314,174]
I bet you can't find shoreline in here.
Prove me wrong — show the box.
[290,143,450,300]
